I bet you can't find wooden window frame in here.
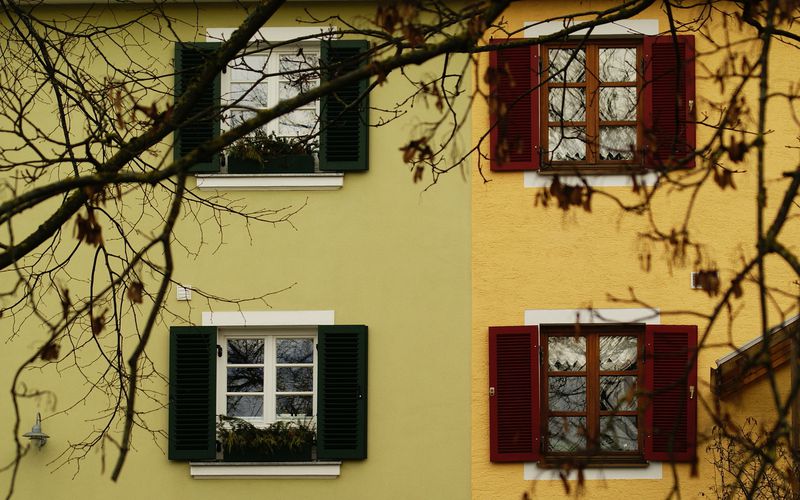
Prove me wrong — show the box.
[540,40,644,175]
[540,324,646,465]
[217,330,317,427]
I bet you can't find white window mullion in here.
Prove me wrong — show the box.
[266,53,280,137]
[265,335,277,423]
[312,338,318,422]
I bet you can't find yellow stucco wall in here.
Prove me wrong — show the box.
[0,3,472,499]
[471,2,799,499]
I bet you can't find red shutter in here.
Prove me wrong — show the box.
[489,41,540,171]
[489,325,539,461]
[644,324,698,463]
[643,35,696,168]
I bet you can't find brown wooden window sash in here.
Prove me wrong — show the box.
[541,324,645,461]
[541,41,643,172]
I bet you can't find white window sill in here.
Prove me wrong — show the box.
[524,462,662,480]
[190,461,341,479]
[195,173,344,191]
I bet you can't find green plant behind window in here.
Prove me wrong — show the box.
[216,415,316,454]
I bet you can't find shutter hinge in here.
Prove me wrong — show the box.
[489,386,495,397]
[216,344,222,358]
[689,385,695,399]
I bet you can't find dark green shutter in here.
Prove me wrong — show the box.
[317,325,368,459]
[169,326,217,460]
[174,42,221,173]
[320,40,369,172]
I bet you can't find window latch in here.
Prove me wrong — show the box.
[216,344,222,358]
[689,385,695,399]
[489,386,495,397]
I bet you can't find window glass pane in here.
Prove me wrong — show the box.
[547,416,587,452]
[547,336,587,371]
[548,88,586,122]
[279,53,319,74]
[231,55,268,82]
[599,87,637,121]
[548,126,587,162]
[600,416,638,451]
[280,80,318,101]
[276,367,313,392]
[276,395,313,417]
[548,376,586,411]
[227,110,255,128]
[276,339,314,363]
[229,83,269,109]
[278,109,318,137]
[548,49,586,82]
[227,339,264,364]
[599,336,638,370]
[599,48,637,82]
[599,375,637,411]
[599,126,635,160]
[227,367,264,392]
[227,395,264,417]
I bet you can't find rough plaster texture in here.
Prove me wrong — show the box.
[0,3,472,500]
[471,1,800,498]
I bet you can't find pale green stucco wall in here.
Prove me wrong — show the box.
[0,3,472,499]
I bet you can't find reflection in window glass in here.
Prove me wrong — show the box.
[548,127,587,162]
[227,395,264,418]
[277,339,314,363]
[549,376,586,411]
[227,339,264,364]
[599,336,638,370]
[276,395,313,417]
[599,87,637,121]
[600,416,638,451]
[227,367,264,392]
[276,367,313,392]
[548,416,587,451]
[599,126,636,161]
[548,88,586,122]
[548,336,587,371]
[548,49,586,82]
[599,375,637,411]
[599,48,637,82]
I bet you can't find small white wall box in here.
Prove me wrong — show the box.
[691,271,719,290]
[176,285,192,301]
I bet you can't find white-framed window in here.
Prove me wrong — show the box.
[181,28,368,189]
[216,328,316,426]
[222,44,320,144]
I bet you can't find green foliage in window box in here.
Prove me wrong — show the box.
[216,416,316,462]
[227,129,315,173]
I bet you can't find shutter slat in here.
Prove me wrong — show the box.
[174,42,221,173]
[643,36,696,168]
[489,41,540,171]
[320,41,369,171]
[317,325,368,460]
[169,326,217,460]
[644,324,698,462]
[489,326,540,461]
